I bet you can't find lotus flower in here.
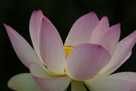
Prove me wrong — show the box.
[5,10,136,91]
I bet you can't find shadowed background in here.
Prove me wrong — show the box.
[0,0,136,90]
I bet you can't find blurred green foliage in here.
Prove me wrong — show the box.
[0,0,136,90]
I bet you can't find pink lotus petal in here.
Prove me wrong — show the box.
[39,18,65,75]
[65,12,99,46]
[4,24,42,68]
[66,43,111,81]
[71,80,86,91]
[30,63,71,91]
[8,73,43,91]
[85,74,136,91]
[100,31,136,75]
[97,23,120,55]
[90,16,109,43]
[124,51,132,62]
[29,10,44,56]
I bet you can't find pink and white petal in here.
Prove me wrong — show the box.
[32,76,71,91]
[85,76,136,91]
[90,16,109,43]
[123,51,132,62]
[30,63,71,91]
[4,24,42,68]
[107,72,136,82]
[66,43,111,81]
[65,12,99,46]
[96,23,120,55]
[8,73,43,91]
[100,31,136,75]
[99,51,132,77]
[71,80,86,91]
[39,18,65,75]
[29,63,53,78]
[29,10,44,56]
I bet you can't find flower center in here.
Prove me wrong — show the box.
[64,46,74,59]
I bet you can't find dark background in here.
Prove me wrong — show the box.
[0,0,136,90]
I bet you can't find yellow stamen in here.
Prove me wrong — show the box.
[64,46,74,59]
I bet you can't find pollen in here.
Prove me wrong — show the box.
[64,46,74,59]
